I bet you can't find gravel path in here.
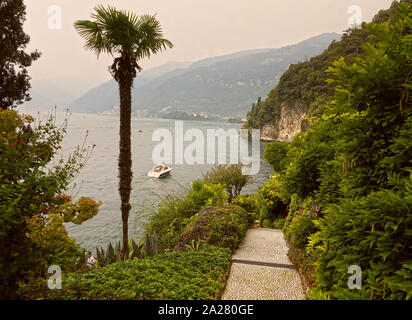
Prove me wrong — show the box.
[222,228,305,300]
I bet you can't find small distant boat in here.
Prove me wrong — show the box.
[138,129,143,133]
[147,165,172,178]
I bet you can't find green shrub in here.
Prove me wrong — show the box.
[287,245,318,290]
[176,206,251,252]
[188,180,228,209]
[25,214,87,274]
[283,193,302,231]
[258,174,288,222]
[232,193,258,214]
[202,164,251,203]
[0,110,99,298]
[264,141,290,173]
[262,219,272,228]
[259,173,289,205]
[144,181,227,250]
[284,213,318,250]
[282,122,337,201]
[18,245,231,300]
[272,217,286,230]
[310,175,412,300]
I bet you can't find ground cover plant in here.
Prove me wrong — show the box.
[18,244,231,300]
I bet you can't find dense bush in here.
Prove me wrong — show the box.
[0,110,100,298]
[287,245,318,290]
[144,181,227,250]
[259,1,412,300]
[0,0,41,109]
[308,8,412,300]
[284,214,318,250]
[176,206,252,252]
[18,245,231,300]
[264,141,289,173]
[271,217,286,230]
[257,174,288,226]
[24,205,99,278]
[259,173,288,205]
[202,164,251,203]
[308,175,412,299]
[232,193,258,215]
[280,118,339,202]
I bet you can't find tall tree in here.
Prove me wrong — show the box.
[0,0,40,109]
[74,6,173,254]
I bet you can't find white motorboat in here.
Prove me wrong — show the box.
[147,165,172,178]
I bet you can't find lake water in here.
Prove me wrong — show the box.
[34,112,272,251]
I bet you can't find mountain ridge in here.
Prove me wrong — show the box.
[68,32,341,117]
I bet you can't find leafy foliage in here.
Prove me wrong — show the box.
[284,213,318,250]
[176,206,252,252]
[74,5,173,63]
[271,217,286,230]
[0,0,40,109]
[257,174,288,226]
[144,181,228,250]
[0,110,99,298]
[260,1,412,300]
[264,141,289,172]
[26,219,86,277]
[232,193,258,216]
[25,196,101,275]
[309,175,412,299]
[18,245,231,300]
[202,164,251,203]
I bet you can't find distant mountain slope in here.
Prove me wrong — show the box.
[23,79,74,109]
[67,61,191,114]
[68,33,341,116]
[132,33,341,117]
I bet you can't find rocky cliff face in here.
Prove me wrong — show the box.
[260,101,308,142]
[260,124,278,142]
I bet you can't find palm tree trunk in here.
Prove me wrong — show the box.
[118,73,133,256]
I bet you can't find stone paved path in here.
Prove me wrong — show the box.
[222,228,305,300]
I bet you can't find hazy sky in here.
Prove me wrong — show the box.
[24,0,394,97]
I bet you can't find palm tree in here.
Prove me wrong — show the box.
[74,6,173,255]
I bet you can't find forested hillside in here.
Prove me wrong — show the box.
[244,0,412,141]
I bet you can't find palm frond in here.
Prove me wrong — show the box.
[132,14,174,60]
[91,5,120,30]
[74,6,173,62]
[74,19,113,57]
